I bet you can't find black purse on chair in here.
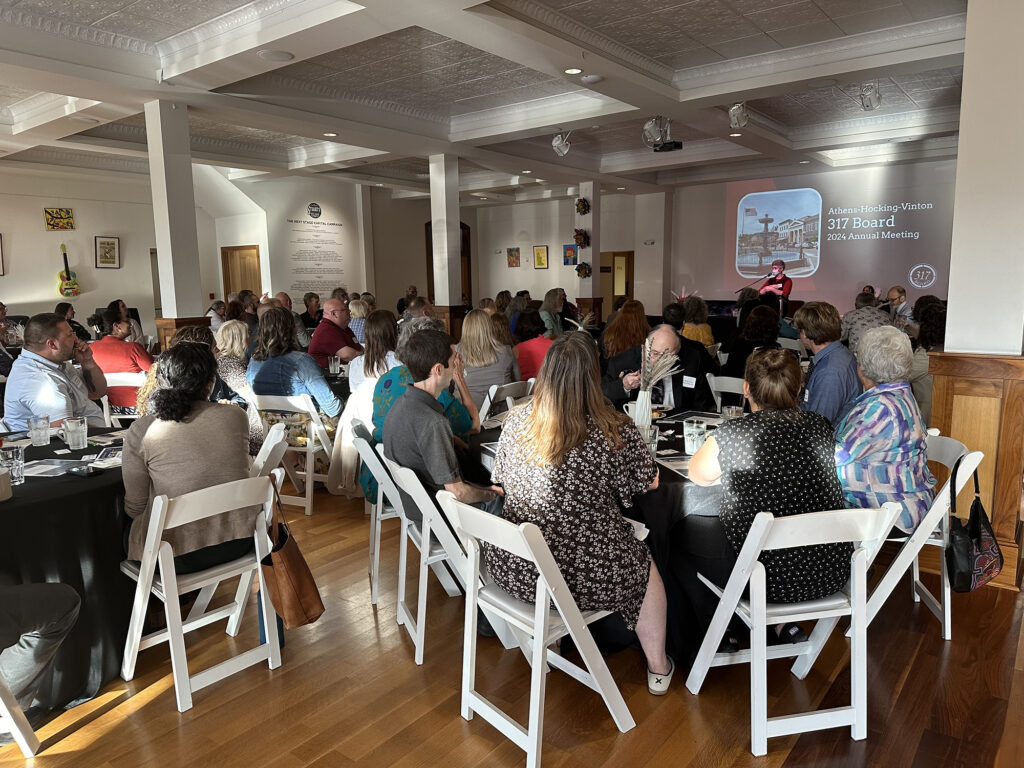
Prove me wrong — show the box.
[944,456,1003,593]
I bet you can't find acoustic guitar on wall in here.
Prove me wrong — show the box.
[57,243,81,297]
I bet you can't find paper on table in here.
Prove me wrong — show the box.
[23,459,88,477]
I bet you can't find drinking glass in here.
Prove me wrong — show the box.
[28,415,50,447]
[722,405,743,420]
[683,418,707,455]
[0,445,25,485]
[59,417,89,451]
[638,425,659,457]
[328,356,341,375]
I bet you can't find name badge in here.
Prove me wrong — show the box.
[804,389,809,402]
[682,375,696,389]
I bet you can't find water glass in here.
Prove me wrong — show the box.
[0,445,25,485]
[722,405,743,420]
[683,418,707,455]
[638,425,660,457]
[328,356,341,375]
[59,417,89,451]
[28,415,50,446]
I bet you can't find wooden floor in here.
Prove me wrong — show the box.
[4,489,1024,768]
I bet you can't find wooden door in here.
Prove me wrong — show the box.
[221,245,261,298]
[600,250,634,312]
[423,222,472,306]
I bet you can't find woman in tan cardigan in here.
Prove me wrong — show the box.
[122,342,259,572]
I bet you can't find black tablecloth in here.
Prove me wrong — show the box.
[0,431,132,709]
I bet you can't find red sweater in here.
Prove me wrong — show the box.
[308,319,363,368]
[516,336,553,382]
[89,336,153,407]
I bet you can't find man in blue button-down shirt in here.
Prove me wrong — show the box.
[793,302,860,429]
[3,313,107,431]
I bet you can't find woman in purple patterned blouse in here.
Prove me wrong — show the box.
[835,326,935,534]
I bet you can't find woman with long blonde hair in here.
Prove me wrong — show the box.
[488,332,674,694]
[457,308,519,408]
[601,299,650,360]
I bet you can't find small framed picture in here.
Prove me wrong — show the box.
[563,244,577,266]
[506,247,520,268]
[533,245,548,269]
[95,235,121,269]
[44,207,75,231]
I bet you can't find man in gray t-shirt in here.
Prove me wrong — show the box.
[383,329,502,521]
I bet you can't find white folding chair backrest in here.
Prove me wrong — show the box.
[105,371,148,389]
[250,422,287,478]
[707,343,721,359]
[760,505,900,565]
[250,393,332,453]
[777,336,805,357]
[705,373,745,412]
[152,476,274,537]
[926,434,967,473]
[480,380,532,422]
[380,452,465,560]
[353,429,405,519]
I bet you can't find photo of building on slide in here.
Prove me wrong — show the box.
[736,188,822,278]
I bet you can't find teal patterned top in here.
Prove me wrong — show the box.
[835,382,936,533]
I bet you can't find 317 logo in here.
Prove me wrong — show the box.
[909,263,936,289]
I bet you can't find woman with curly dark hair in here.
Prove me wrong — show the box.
[722,305,781,378]
[910,303,946,424]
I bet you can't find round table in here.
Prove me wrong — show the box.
[1,431,133,709]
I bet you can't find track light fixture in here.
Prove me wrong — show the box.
[728,102,749,130]
[641,116,682,152]
[859,82,882,111]
[551,131,572,157]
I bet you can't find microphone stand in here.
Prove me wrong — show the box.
[735,273,771,294]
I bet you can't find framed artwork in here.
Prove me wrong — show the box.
[0,234,4,276]
[95,235,121,269]
[44,207,75,231]
[563,244,577,266]
[533,245,548,269]
[506,247,520,268]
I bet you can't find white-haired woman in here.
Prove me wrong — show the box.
[835,326,935,534]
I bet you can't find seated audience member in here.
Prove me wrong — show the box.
[3,312,107,429]
[55,302,91,341]
[489,312,516,351]
[494,290,512,316]
[489,332,673,693]
[910,303,945,425]
[348,299,369,345]
[396,285,417,316]
[722,305,780,379]
[603,324,716,414]
[458,309,520,408]
[601,299,650,362]
[0,583,81,723]
[239,291,260,337]
[86,308,154,416]
[605,295,628,326]
[735,286,761,331]
[0,302,19,377]
[505,294,529,335]
[662,301,720,376]
[331,286,349,302]
[308,298,364,367]
[885,285,914,330]
[680,349,854,642]
[274,292,311,348]
[514,310,553,381]
[911,294,943,327]
[215,319,264,455]
[538,288,564,338]
[681,295,714,347]
[360,292,376,311]
[225,299,246,323]
[862,284,876,299]
[205,300,227,332]
[403,295,433,321]
[123,343,257,573]
[382,328,500,519]
[349,292,361,304]
[348,310,399,393]
[247,307,342,419]
[107,298,145,344]
[299,292,322,329]
[516,289,532,300]
[836,326,936,534]
[477,297,496,314]
[793,301,860,428]
[840,291,892,351]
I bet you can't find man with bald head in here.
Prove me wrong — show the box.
[602,324,716,414]
[308,298,363,368]
[275,291,311,348]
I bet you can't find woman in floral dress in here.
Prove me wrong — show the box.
[488,332,674,694]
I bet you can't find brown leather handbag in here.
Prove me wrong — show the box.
[261,488,325,629]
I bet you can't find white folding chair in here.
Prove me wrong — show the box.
[0,677,39,757]
[119,475,282,712]
[437,491,635,768]
[686,502,902,756]
[250,393,334,516]
[777,336,806,358]
[717,350,729,366]
[707,342,721,359]
[249,422,287,478]
[705,373,745,412]
[479,380,532,423]
[862,441,983,640]
[352,420,403,606]
[101,371,148,428]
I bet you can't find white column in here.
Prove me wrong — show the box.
[428,153,461,306]
[944,0,1024,354]
[145,100,203,318]
[356,185,375,294]
[572,181,601,312]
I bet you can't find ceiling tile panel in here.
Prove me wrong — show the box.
[833,4,914,34]
[708,34,781,58]
[654,48,724,68]
[902,0,967,21]
[812,0,903,18]
[675,0,760,44]
[767,19,846,47]
[554,0,653,28]
[10,0,130,24]
[88,11,183,41]
[744,1,830,33]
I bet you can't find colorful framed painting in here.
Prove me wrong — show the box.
[506,247,520,268]
[533,245,548,269]
[95,235,121,269]
[43,207,75,231]
[563,244,577,266]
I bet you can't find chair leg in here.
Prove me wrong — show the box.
[851,553,868,740]
[226,570,255,637]
[187,584,217,624]
[526,584,550,768]
[396,518,409,626]
[0,680,40,757]
[790,616,838,680]
[749,566,768,757]
[461,562,480,722]
[370,499,382,606]
[255,534,283,671]
[413,521,431,665]
[940,549,952,641]
[911,555,921,603]
[157,548,193,713]
[303,445,314,515]
[430,560,463,598]
[121,562,159,682]
[685,582,738,694]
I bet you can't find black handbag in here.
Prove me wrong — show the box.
[944,455,1002,592]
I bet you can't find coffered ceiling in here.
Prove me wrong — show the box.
[0,0,968,202]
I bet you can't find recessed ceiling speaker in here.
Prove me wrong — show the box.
[859,83,882,111]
